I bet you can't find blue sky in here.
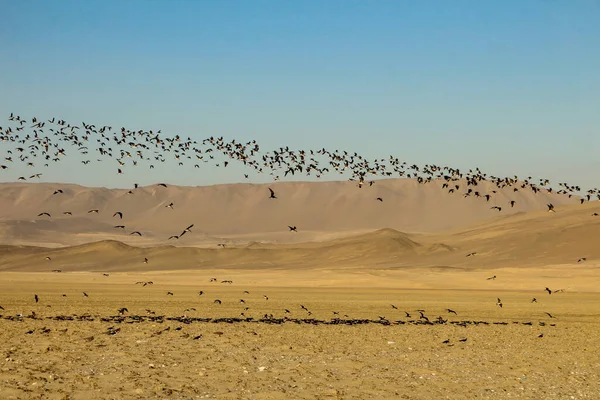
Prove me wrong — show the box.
[1,0,599,189]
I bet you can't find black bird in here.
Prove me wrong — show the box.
[458,338,468,342]
[179,224,194,237]
[118,307,128,315]
[113,211,123,219]
[167,291,174,296]
[82,292,88,297]
[38,212,51,217]
[496,298,503,308]
[376,197,383,202]
[34,294,39,303]
[88,209,99,214]
[547,203,555,212]
[269,187,277,199]
[545,312,556,319]
[214,299,222,304]
[446,309,457,315]
[487,275,496,280]
[391,304,398,310]
[130,231,142,236]
[466,252,477,257]
[545,287,552,295]
[531,298,537,303]
[158,183,167,188]
[288,226,297,232]
[53,189,63,195]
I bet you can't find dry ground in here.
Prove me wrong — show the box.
[1,271,599,400]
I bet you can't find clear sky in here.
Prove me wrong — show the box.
[1,0,599,189]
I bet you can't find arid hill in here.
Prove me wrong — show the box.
[0,178,580,248]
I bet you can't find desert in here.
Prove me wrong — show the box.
[3,1,600,398]
[1,178,600,399]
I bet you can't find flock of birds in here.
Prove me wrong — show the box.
[0,274,560,343]
[2,112,600,244]
[0,112,594,342]
[2,112,600,204]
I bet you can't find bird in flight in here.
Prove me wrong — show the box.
[486,275,496,280]
[288,226,297,232]
[268,188,277,199]
[113,211,123,219]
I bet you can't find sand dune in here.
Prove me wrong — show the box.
[0,179,581,248]
[1,178,599,293]
[0,199,598,277]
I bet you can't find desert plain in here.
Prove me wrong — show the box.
[1,179,600,399]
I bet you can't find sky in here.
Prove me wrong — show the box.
[1,0,599,189]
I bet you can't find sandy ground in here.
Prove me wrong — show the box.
[1,272,599,400]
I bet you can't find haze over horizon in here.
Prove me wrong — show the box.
[2,1,599,189]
